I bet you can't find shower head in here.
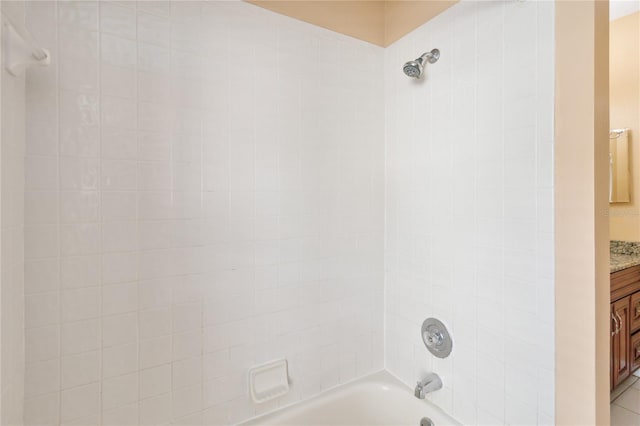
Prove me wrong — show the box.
[403,60,423,78]
[403,49,440,78]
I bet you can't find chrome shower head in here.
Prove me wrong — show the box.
[403,49,440,78]
[403,60,423,78]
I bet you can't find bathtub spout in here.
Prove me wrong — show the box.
[414,373,442,399]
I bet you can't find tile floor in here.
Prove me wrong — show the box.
[612,373,640,425]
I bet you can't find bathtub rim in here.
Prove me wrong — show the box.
[237,368,462,426]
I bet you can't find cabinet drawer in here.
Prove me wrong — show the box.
[632,332,640,372]
[631,293,640,333]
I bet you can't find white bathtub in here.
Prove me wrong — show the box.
[240,371,461,426]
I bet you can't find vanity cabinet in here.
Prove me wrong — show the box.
[612,296,631,388]
[611,264,640,390]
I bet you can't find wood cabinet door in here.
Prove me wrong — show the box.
[631,332,640,373]
[612,304,616,390]
[613,296,631,388]
[631,293,640,333]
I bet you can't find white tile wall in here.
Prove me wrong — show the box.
[384,1,555,425]
[1,1,27,424]
[24,1,384,425]
[20,1,558,425]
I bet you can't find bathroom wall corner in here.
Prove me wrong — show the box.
[554,0,610,424]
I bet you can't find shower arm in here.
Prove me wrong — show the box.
[419,49,440,65]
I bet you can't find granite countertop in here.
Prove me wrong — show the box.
[611,241,640,273]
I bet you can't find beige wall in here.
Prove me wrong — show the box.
[555,0,610,424]
[246,0,457,47]
[610,12,640,240]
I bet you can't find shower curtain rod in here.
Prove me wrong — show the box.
[610,128,629,139]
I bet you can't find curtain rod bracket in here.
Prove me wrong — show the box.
[2,16,50,77]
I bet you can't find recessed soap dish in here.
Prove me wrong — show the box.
[248,359,290,404]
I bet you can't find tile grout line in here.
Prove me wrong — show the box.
[54,1,62,423]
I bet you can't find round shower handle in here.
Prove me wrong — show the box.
[424,329,444,348]
[421,318,452,358]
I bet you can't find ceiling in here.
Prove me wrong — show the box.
[245,0,458,47]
